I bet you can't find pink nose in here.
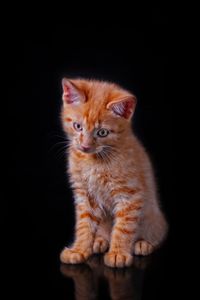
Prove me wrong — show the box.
[81,145,91,151]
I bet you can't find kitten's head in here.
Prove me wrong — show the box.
[61,78,137,154]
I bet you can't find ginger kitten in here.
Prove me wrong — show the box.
[60,78,168,268]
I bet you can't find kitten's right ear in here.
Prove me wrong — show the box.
[62,78,86,105]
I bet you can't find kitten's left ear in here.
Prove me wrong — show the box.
[107,95,137,120]
[62,78,86,105]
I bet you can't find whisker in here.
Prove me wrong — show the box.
[48,140,71,153]
[97,145,119,165]
[47,132,69,140]
[55,145,70,160]
[49,141,69,150]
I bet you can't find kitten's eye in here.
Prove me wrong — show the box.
[73,122,82,131]
[97,128,109,137]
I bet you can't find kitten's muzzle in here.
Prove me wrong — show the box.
[79,145,94,153]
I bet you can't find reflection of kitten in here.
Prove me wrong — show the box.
[60,255,147,300]
[60,264,98,300]
[60,78,168,267]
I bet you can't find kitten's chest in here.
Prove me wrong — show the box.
[84,164,117,209]
[70,156,135,210]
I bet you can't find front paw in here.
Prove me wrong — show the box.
[104,251,133,268]
[93,237,109,254]
[60,247,92,264]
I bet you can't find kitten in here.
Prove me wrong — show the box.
[60,78,168,268]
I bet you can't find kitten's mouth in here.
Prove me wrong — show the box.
[77,145,96,154]
[77,145,113,157]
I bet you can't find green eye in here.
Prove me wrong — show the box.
[97,128,109,137]
[73,122,82,131]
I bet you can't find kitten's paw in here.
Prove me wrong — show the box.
[104,251,133,268]
[134,240,154,256]
[60,247,92,264]
[93,237,109,254]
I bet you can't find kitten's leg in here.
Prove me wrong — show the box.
[93,218,112,254]
[104,199,143,268]
[60,194,100,264]
[134,209,168,256]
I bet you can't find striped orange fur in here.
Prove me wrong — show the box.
[65,117,72,122]
[60,78,168,268]
[115,226,136,235]
[79,212,100,223]
[110,187,140,197]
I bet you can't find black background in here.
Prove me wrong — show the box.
[3,5,175,300]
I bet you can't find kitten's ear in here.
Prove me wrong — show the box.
[107,96,137,119]
[62,78,86,105]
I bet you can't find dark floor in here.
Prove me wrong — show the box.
[3,236,172,300]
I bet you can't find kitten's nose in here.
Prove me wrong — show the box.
[80,145,92,152]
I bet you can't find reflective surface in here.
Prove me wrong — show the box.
[60,255,149,300]
[3,237,173,300]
